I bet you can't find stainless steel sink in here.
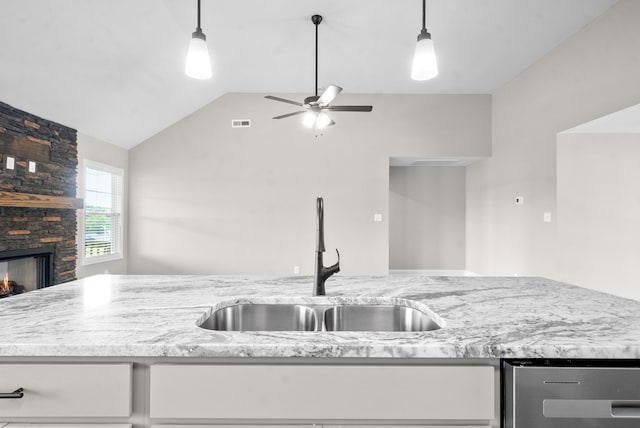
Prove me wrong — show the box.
[199,299,443,332]
[323,305,440,332]
[199,304,318,332]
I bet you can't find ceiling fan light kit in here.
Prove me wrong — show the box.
[265,14,373,132]
[185,0,212,80]
[411,0,439,81]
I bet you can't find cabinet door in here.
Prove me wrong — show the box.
[152,425,489,428]
[150,365,494,421]
[0,364,132,418]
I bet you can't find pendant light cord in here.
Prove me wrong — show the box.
[421,0,426,30]
[197,0,202,31]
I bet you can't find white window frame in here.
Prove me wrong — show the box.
[80,159,124,266]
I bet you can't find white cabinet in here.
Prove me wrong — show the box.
[150,364,494,422]
[1,360,496,428]
[0,364,132,418]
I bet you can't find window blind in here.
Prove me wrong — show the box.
[84,164,123,261]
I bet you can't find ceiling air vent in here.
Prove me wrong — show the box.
[231,119,251,128]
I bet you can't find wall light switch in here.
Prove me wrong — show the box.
[515,196,523,205]
[28,161,36,173]
[373,213,383,222]
[544,212,552,223]
[6,156,15,170]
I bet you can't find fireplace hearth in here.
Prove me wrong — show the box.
[0,247,54,298]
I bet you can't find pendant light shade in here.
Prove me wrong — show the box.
[411,0,438,81]
[185,0,212,80]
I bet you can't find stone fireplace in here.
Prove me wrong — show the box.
[0,101,81,292]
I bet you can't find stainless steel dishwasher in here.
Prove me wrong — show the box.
[503,359,640,428]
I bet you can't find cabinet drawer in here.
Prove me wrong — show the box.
[0,364,132,418]
[150,365,494,421]
[2,425,131,428]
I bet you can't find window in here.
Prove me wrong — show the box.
[81,160,124,264]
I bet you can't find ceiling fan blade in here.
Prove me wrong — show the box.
[273,111,307,119]
[317,84,343,106]
[326,105,373,112]
[265,95,303,107]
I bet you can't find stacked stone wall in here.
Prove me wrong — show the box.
[0,101,78,284]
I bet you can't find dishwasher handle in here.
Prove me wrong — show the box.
[611,401,640,417]
[544,399,640,419]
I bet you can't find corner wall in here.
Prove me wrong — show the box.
[557,133,640,300]
[129,94,490,275]
[389,166,466,270]
[466,0,640,283]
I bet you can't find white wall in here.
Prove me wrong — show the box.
[128,94,490,275]
[466,0,640,285]
[557,133,640,300]
[389,166,466,270]
[76,132,129,278]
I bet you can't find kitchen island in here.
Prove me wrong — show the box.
[1,274,639,428]
[0,274,639,358]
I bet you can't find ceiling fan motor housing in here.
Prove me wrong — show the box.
[304,95,320,107]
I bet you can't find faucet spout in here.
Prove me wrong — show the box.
[313,197,340,296]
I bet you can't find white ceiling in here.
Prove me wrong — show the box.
[0,0,619,149]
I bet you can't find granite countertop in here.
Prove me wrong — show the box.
[0,274,639,359]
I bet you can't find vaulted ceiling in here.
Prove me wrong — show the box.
[0,0,619,148]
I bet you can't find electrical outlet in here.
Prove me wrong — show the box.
[6,156,15,170]
[544,212,552,222]
[28,161,36,173]
[373,213,383,222]
[293,266,300,274]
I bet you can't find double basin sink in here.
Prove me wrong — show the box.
[198,298,443,332]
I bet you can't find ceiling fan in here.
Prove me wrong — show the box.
[265,14,373,130]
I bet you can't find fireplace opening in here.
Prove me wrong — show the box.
[0,247,54,298]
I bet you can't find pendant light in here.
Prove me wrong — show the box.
[411,0,438,81]
[185,0,212,80]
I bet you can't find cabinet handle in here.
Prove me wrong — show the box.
[0,387,24,399]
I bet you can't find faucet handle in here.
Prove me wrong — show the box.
[328,249,340,272]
